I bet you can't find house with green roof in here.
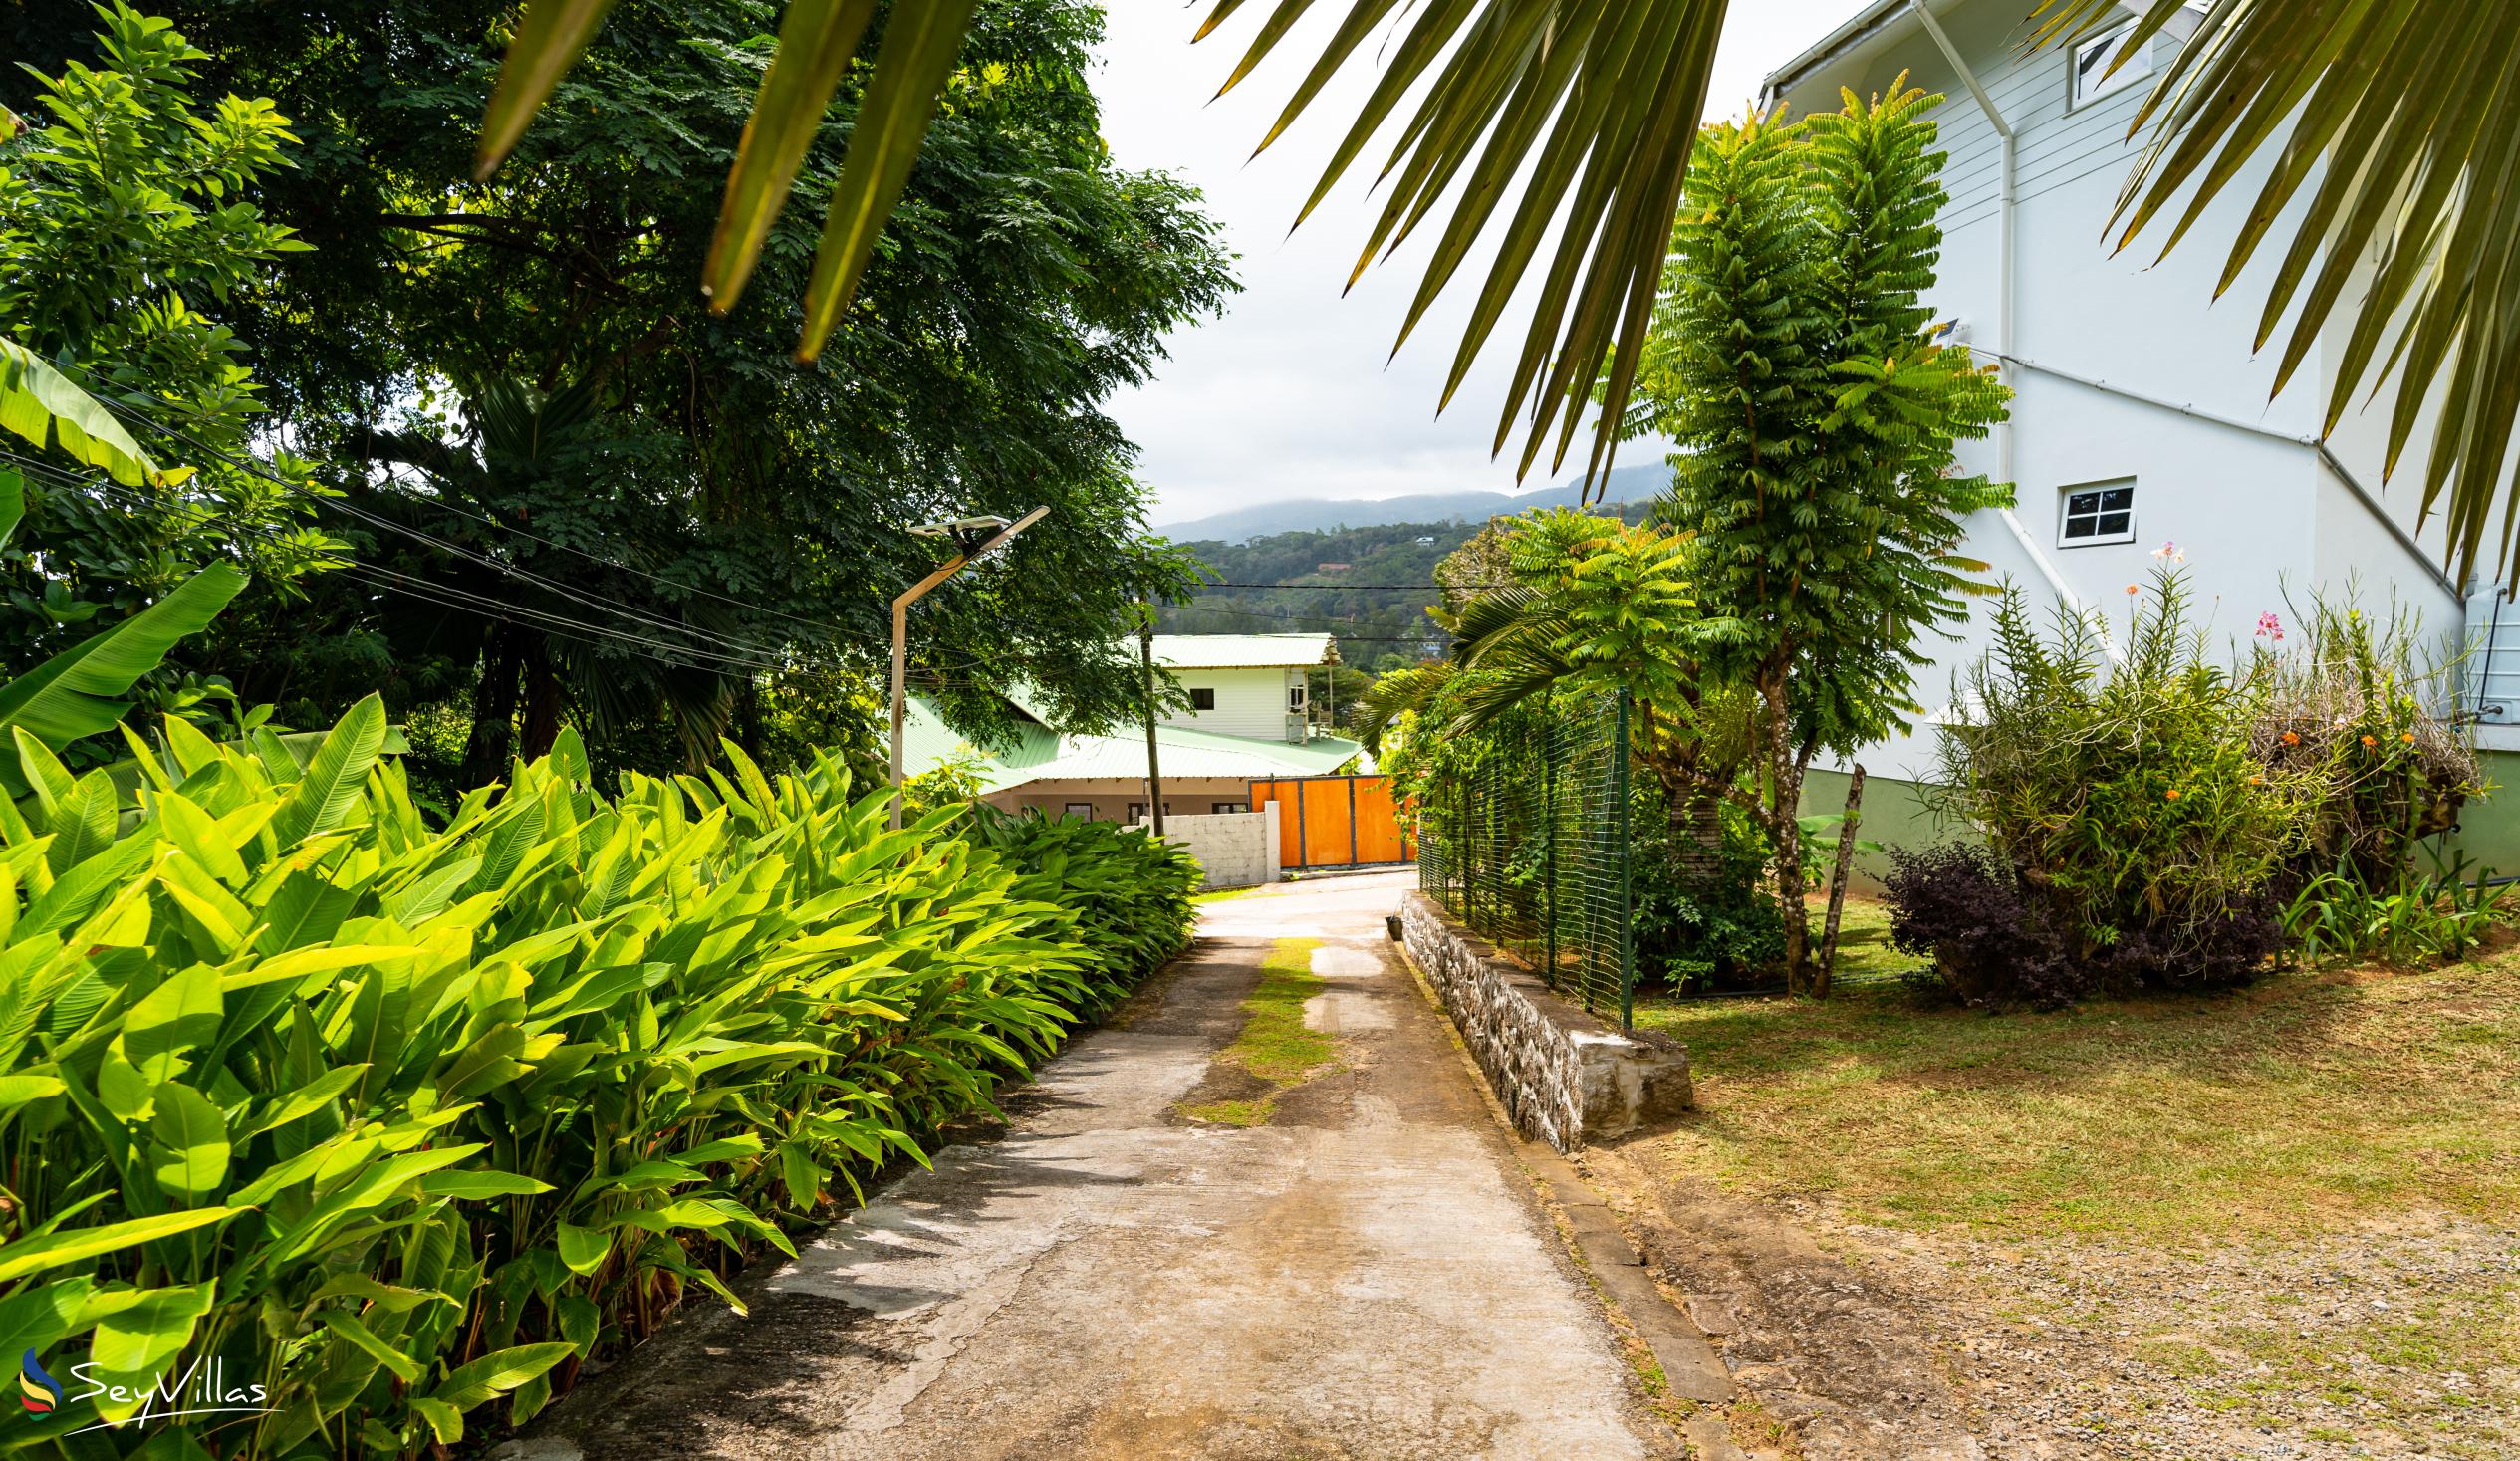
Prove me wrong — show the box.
[903,633,1364,823]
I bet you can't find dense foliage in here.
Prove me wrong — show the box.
[0,5,339,698]
[1903,567,2483,1003]
[1639,84,2011,992]
[0,696,1194,1456]
[0,0,1233,787]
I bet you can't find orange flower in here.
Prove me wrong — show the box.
[2361,734,2378,748]
[2164,789,2182,801]
[2280,731,2300,746]
[2401,731,2416,744]
[2248,775,2264,786]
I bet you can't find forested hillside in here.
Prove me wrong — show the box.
[1162,521,1469,669]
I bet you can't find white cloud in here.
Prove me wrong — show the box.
[1094,0,1872,524]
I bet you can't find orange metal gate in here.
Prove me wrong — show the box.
[1248,775,1412,871]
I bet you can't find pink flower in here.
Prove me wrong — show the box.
[2151,541,2185,563]
[2255,610,2284,641]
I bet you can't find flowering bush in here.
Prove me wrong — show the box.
[1915,567,2482,997]
[1923,570,2324,994]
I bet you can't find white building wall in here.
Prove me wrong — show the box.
[1775,0,2468,782]
[1164,665,1301,741]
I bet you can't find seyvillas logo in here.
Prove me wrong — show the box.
[21,1351,272,1436]
[18,1351,61,1416]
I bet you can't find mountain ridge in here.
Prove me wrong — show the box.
[1152,462,1669,544]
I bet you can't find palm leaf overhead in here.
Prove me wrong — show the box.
[2036,0,2520,583]
[474,0,1734,486]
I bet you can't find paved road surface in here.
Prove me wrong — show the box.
[511,870,1675,1460]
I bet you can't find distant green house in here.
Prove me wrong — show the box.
[904,633,1362,823]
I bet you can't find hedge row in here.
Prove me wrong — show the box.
[0,695,1195,1457]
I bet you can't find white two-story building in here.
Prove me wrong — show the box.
[1761,0,2520,871]
[901,633,1362,823]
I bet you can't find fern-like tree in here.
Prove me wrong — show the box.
[1642,85,2012,997]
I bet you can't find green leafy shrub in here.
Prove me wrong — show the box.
[2282,850,2511,966]
[0,698,1191,1456]
[964,808,1199,1001]
[1631,793,1784,991]
[1923,568,2481,995]
[1927,569,2326,993]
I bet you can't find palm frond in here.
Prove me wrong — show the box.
[2036,0,2520,583]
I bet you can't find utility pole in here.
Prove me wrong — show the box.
[890,507,1048,830]
[1138,605,1166,835]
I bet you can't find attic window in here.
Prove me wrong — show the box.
[1189,687,1216,711]
[2072,24,2151,106]
[2058,480,2137,546]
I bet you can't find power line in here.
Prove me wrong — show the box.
[59,403,820,668]
[8,457,808,680]
[43,355,885,647]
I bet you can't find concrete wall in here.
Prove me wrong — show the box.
[1799,767,1970,893]
[2447,751,2520,880]
[1135,805,1279,890]
[1397,890,1692,1152]
[1164,666,1305,742]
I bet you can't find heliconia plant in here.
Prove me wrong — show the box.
[0,697,1195,1458]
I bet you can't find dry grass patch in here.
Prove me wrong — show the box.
[1633,940,2520,1240]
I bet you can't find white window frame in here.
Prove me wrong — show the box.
[2071,23,2152,108]
[1287,682,1308,711]
[2057,479,2138,548]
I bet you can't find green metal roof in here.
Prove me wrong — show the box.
[899,693,1360,791]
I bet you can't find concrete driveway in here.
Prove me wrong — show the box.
[513,870,1677,1460]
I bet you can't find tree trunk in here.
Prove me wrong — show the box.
[459,628,521,789]
[520,638,565,761]
[1665,782,1726,881]
[1761,671,1816,996]
[1817,764,1867,999]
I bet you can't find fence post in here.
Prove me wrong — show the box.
[1616,690,1634,1034]
[1543,718,1559,991]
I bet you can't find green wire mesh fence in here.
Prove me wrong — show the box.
[1415,692,1634,1029]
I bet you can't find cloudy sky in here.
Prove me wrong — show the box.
[1093,1,1869,526]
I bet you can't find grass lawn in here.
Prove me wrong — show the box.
[1635,916,2518,1239]
[1629,904,2520,1456]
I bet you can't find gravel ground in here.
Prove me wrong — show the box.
[1828,1206,2520,1460]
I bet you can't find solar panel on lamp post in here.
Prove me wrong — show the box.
[891,507,1048,831]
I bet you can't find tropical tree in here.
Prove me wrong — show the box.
[1,0,1235,782]
[0,4,337,677]
[1359,509,1751,867]
[1643,86,2010,996]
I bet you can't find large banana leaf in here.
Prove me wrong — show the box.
[2036,0,2520,582]
[474,0,1734,488]
[0,564,247,795]
[0,338,159,488]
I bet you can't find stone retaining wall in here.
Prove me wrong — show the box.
[1397,888,1693,1150]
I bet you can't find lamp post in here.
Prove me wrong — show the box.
[1138,605,1165,836]
[891,507,1048,830]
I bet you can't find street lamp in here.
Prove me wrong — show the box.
[891,507,1048,830]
